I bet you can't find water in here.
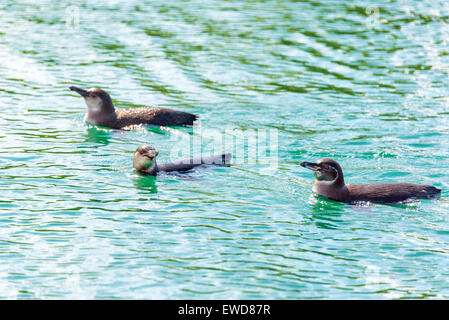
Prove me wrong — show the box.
[1,0,449,299]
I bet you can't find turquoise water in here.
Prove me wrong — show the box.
[1,0,449,299]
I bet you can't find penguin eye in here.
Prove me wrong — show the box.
[326,165,337,174]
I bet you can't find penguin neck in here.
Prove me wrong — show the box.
[143,159,159,176]
[313,174,347,201]
[85,102,117,125]
[101,99,116,113]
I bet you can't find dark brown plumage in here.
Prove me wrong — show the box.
[133,144,231,176]
[300,158,441,204]
[70,86,197,129]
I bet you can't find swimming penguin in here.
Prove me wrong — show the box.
[70,86,197,129]
[133,144,231,176]
[300,158,441,204]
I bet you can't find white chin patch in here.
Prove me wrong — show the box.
[85,98,102,110]
[140,157,153,169]
[134,155,156,172]
[314,171,323,179]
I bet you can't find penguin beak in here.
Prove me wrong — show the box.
[143,150,159,159]
[300,161,320,171]
[69,86,89,97]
